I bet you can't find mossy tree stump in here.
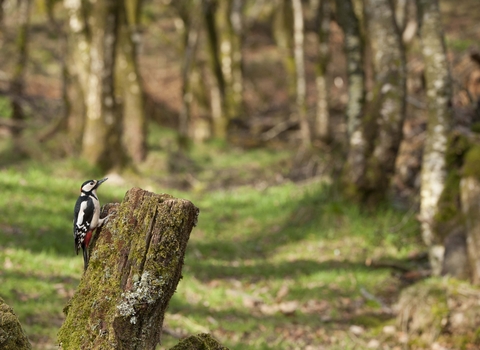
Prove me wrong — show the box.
[58,188,199,349]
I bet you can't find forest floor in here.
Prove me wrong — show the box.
[1,0,480,349]
[0,127,426,349]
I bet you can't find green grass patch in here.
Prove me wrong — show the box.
[0,140,423,349]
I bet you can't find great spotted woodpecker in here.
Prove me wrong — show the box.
[73,178,109,271]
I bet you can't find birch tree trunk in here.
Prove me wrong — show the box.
[336,0,367,194]
[64,0,90,148]
[357,0,406,202]
[417,0,453,275]
[9,0,31,140]
[176,0,201,148]
[81,0,124,170]
[116,0,146,163]
[272,0,295,98]
[314,0,331,142]
[58,188,199,349]
[291,0,311,146]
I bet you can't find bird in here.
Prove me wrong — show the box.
[73,178,109,271]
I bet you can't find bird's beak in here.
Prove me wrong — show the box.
[97,178,108,187]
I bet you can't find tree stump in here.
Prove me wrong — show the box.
[58,188,199,349]
[0,297,31,350]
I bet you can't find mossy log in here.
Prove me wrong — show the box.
[58,187,199,349]
[169,333,229,350]
[0,297,31,350]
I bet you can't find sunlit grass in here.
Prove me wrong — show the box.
[0,136,422,349]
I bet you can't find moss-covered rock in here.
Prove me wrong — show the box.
[397,278,480,347]
[0,297,31,350]
[169,333,229,350]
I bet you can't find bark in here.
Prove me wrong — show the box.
[461,176,480,284]
[203,0,229,139]
[272,0,295,98]
[356,0,407,202]
[58,188,199,349]
[9,0,31,139]
[314,0,331,142]
[0,297,31,350]
[336,0,368,192]
[335,0,365,138]
[116,0,146,163]
[292,0,311,146]
[417,0,453,275]
[81,0,124,170]
[176,0,201,147]
[64,0,90,148]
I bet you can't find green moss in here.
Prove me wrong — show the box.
[169,333,229,350]
[463,145,480,180]
[0,297,31,350]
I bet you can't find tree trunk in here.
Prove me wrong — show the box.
[272,0,295,98]
[353,0,406,203]
[58,188,199,349]
[292,0,311,146]
[9,0,31,140]
[314,0,331,142]
[0,297,31,350]
[175,0,201,148]
[81,0,124,170]
[417,0,453,275]
[336,0,368,194]
[64,0,90,149]
[116,0,146,163]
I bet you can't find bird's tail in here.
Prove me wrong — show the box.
[82,246,89,272]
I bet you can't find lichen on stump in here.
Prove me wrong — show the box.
[58,188,199,350]
[0,297,31,350]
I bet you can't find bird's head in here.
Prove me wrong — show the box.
[80,178,108,195]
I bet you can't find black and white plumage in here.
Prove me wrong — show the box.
[73,178,109,271]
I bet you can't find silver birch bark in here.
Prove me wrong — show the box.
[292,0,311,146]
[314,0,331,142]
[363,0,406,201]
[417,0,453,275]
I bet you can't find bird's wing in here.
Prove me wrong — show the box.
[73,197,94,255]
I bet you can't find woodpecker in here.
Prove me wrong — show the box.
[73,178,109,271]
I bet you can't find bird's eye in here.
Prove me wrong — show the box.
[90,182,94,185]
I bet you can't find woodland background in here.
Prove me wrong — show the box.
[1,0,480,349]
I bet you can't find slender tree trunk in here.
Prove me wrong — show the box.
[314,0,331,142]
[228,0,244,118]
[460,176,480,284]
[10,0,31,140]
[203,0,229,139]
[336,0,367,193]
[81,0,125,170]
[343,0,406,203]
[272,0,295,98]
[116,0,146,163]
[363,0,406,201]
[417,0,453,275]
[64,0,90,149]
[176,0,201,148]
[292,0,311,146]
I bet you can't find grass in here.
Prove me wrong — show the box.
[0,128,422,349]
